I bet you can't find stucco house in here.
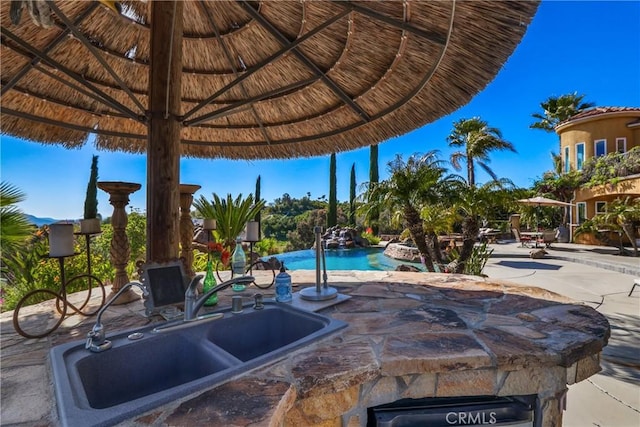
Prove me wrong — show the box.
[556,106,640,243]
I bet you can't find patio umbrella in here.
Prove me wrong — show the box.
[517,196,574,230]
[517,196,574,208]
[1,1,539,261]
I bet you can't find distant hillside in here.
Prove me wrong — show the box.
[24,214,66,227]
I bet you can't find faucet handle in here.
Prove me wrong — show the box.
[85,331,95,350]
[253,293,264,310]
[85,326,112,353]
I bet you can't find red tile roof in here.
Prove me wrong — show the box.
[565,106,640,122]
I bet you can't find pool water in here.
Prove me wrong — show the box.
[266,247,424,271]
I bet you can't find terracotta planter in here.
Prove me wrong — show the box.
[80,218,101,234]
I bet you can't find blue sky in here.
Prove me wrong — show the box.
[2,1,639,220]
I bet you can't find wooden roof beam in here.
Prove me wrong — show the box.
[46,1,146,114]
[1,27,144,122]
[1,2,99,96]
[338,1,447,46]
[0,107,144,140]
[237,0,370,123]
[184,76,319,126]
[181,7,350,121]
[197,0,271,144]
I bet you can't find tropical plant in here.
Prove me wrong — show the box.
[365,152,455,272]
[349,163,356,226]
[420,203,458,268]
[1,227,49,311]
[447,117,516,186]
[448,242,494,276]
[360,230,380,245]
[448,179,515,273]
[532,170,582,225]
[328,153,337,227]
[580,197,640,256]
[83,155,99,220]
[193,193,265,248]
[0,182,33,258]
[530,92,595,134]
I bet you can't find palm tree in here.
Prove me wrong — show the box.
[0,182,33,257]
[449,179,515,273]
[530,93,595,226]
[583,197,640,256]
[447,117,515,187]
[530,92,595,133]
[193,193,265,248]
[366,152,454,272]
[1,182,35,294]
[420,203,458,268]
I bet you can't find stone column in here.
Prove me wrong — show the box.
[98,181,142,304]
[179,184,201,277]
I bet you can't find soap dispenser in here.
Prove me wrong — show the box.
[275,262,293,303]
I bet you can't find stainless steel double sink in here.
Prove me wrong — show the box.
[50,302,347,427]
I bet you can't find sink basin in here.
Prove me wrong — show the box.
[207,305,330,361]
[50,302,347,427]
[74,333,235,409]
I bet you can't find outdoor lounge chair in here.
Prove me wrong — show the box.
[538,230,557,248]
[512,228,532,247]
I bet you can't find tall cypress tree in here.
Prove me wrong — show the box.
[84,155,99,219]
[328,153,337,227]
[349,163,356,226]
[254,175,261,240]
[369,144,379,234]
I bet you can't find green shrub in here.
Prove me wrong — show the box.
[361,231,380,245]
[464,242,494,276]
[2,214,147,312]
[254,237,287,256]
[580,146,640,187]
[1,226,115,311]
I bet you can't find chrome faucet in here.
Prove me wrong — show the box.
[184,274,255,321]
[86,281,148,353]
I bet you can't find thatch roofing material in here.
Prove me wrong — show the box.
[1,0,539,159]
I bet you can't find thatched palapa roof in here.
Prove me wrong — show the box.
[1,1,539,159]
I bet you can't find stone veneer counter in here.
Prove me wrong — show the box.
[0,271,610,426]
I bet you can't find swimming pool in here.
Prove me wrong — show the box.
[266,247,424,271]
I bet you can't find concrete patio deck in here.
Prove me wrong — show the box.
[482,241,639,427]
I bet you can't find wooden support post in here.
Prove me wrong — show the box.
[147,1,184,263]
